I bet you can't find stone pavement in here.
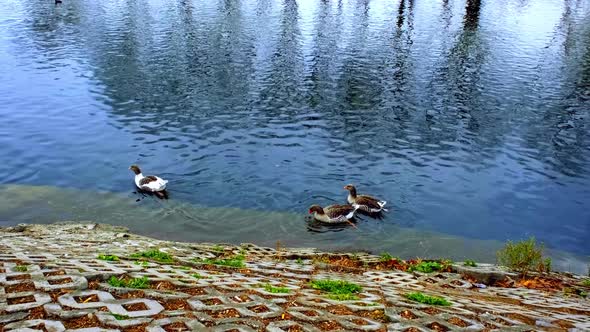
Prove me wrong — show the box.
[0,223,588,331]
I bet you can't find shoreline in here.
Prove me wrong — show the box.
[0,222,589,331]
[1,184,588,276]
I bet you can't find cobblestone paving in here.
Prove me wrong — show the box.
[0,223,588,331]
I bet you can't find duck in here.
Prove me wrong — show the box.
[344,184,387,213]
[129,165,168,199]
[308,204,358,225]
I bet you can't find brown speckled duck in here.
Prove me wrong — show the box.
[308,204,357,224]
[344,184,387,213]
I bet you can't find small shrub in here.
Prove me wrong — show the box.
[295,258,304,265]
[264,284,291,293]
[463,260,477,267]
[497,237,544,277]
[580,279,590,287]
[14,265,28,272]
[130,249,174,263]
[192,273,206,279]
[98,254,119,261]
[405,292,451,306]
[133,261,149,267]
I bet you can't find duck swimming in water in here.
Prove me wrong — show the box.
[308,204,357,225]
[344,184,387,213]
[129,165,168,199]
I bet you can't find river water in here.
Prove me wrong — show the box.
[0,0,589,268]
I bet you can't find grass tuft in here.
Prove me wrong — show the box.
[14,265,28,272]
[405,292,451,306]
[197,255,245,268]
[107,276,149,289]
[581,279,590,287]
[380,252,394,262]
[309,279,362,301]
[98,254,119,261]
[327,293,359,301]
[263,284,291,294]
[408,261,444,273]
[463,260,477,267]
[192,273,207,279]
[130,249,174,263]
[111,313,130,320]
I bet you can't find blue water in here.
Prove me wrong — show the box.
[0,0,589,256]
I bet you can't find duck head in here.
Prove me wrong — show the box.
[129,165,142,175]
[343,184,357,196]
[308,205,324,215]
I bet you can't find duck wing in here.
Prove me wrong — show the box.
[355,195,386,211]
[139,175,167,192]
[139,176,158,186]
[325,205,356,220]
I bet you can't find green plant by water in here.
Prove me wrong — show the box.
[405,292,451,306]
[380,252,394,262]
[496,237,549,277]
[463,260,477,267]
[408,260,451,273]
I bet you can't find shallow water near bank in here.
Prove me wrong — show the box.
[0,184,587,274]
[0,0,589,261]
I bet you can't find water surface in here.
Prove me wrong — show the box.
[0,0,589,261]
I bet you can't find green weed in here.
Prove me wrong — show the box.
[130,249,174,263]
[408,261,443,273]
[309,279,362,301]
[263,284,291,294]
[111,313,130,320]
[380,252,393,262]
[198,255,245,268]
[463,260,477,267]
[98,254,119,261]
[107,276,149,289]
[14,265,28,272]
[405,292,451,306]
